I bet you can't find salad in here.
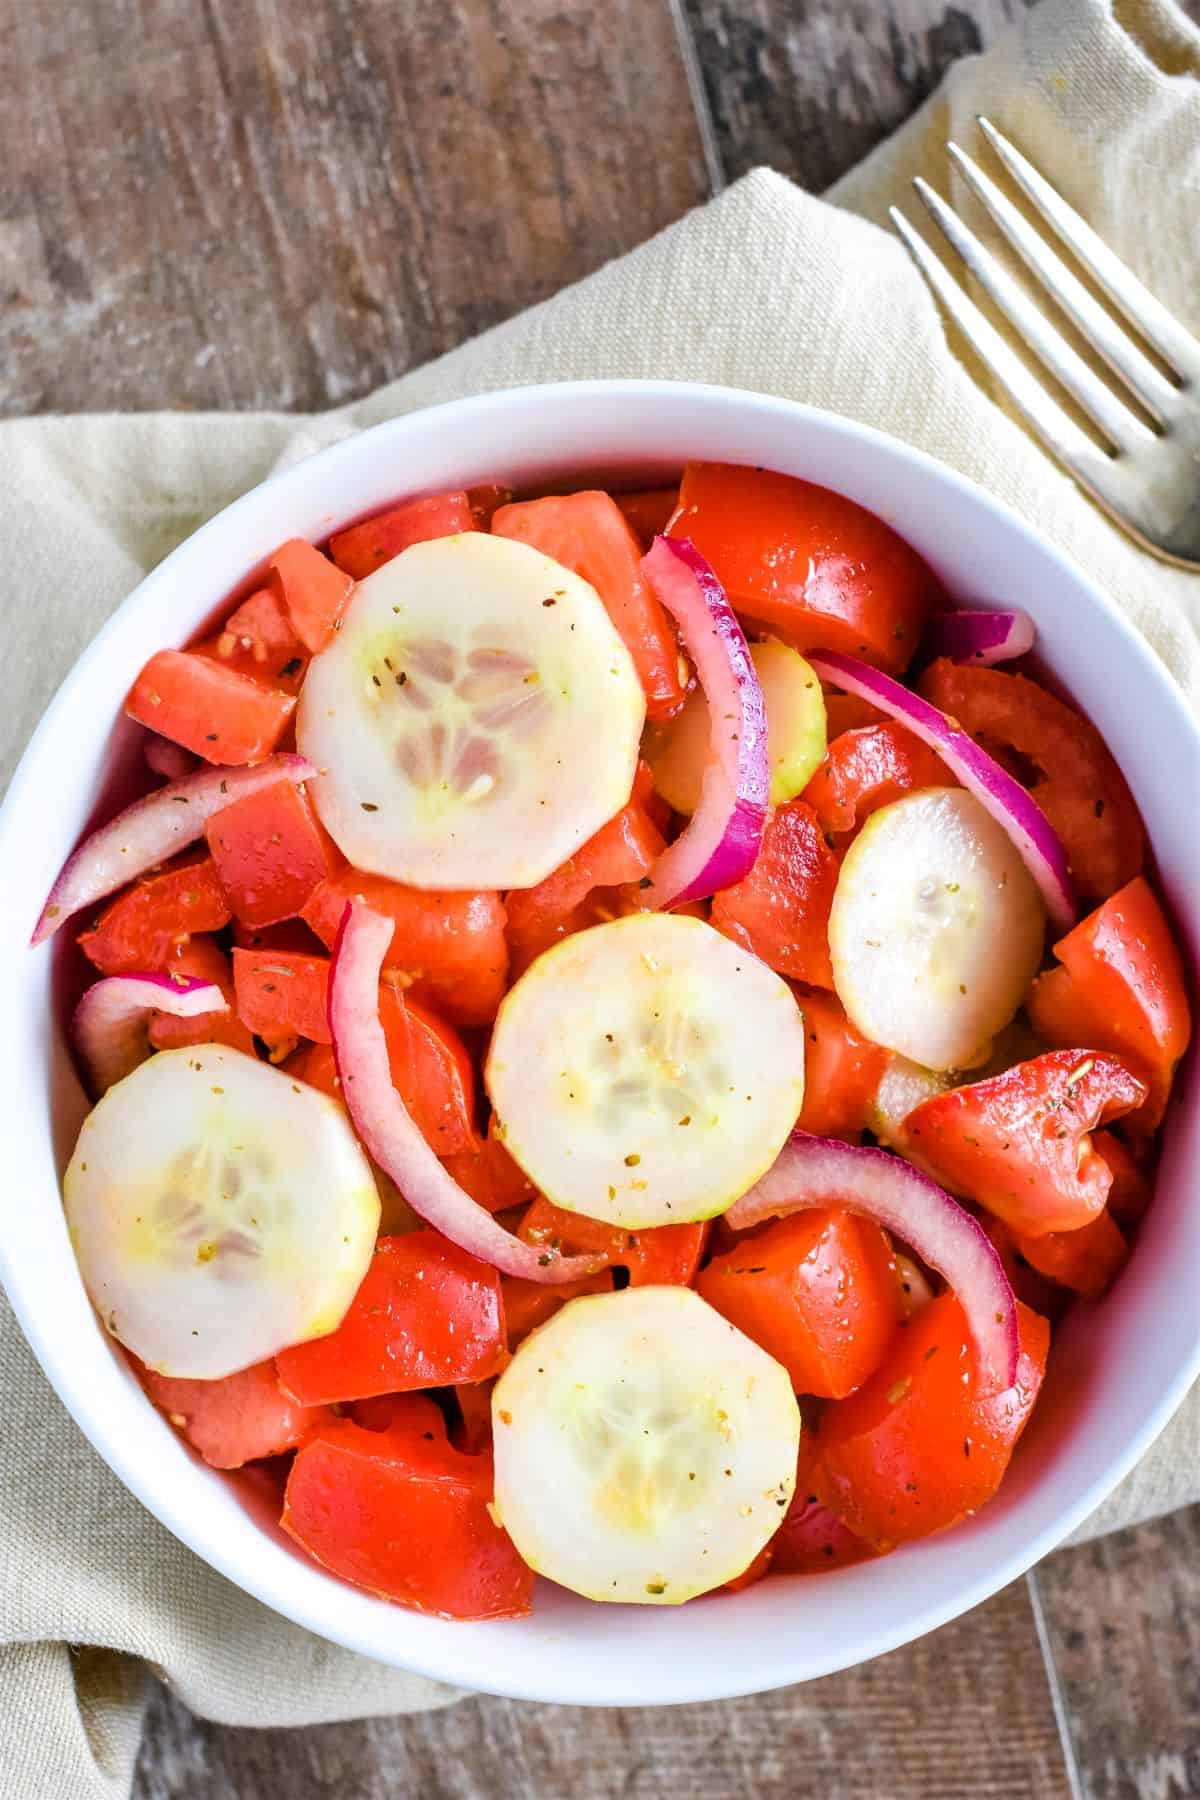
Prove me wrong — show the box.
[34,464,1191,1621]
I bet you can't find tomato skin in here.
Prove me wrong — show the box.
[441,1123,537,1214]
[500,1272,614,1350]
[301,870,508,1027]
[277,1233,507,1406]
[78,853,231,974]
[919,660,1144,902]
[518,1197,707,1288]
[822,694,886,737]
[1011,1210,1128,1302]
[204,588,308,692]
[126,649,296,765]
[493,491,685,719]
[1026,877,1191,1136]
[801,723,950,846]
[269,539,355,653]
[696,1210,901,1399]
[722,1543,775,1593]
[978,1215,1069,1322]
[1093,1130,1152,1227]
[815,1294,1049,1549]
[452,1380,497,1455]
[466,485,514,530]
[504,791,666,973]
[769,1436,877,1575]
[148,936,256,1056]
[205,779,337,929]
[233,948,332,1046]
[282,1407,533,1620]
[906,1050,1147,1236]
[667,463,936,675]
[710,800,839,987]
[614,486,681,549]
[793,989,889,1140]
[135,1356,331,1469]
[328,491,476,579]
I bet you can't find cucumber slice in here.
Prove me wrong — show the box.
[297,534,646,891]
[830,787,1045,1072]
[492,1285,800,1603]
[644,638,826,812]
[486,914,807,1229]
[64,1046,380,1379]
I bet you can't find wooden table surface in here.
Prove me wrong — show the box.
[7,1,1200,1796]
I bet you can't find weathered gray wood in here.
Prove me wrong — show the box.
[132,1577,1072,1800]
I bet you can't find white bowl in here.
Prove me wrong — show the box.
[1,381,1197,1705]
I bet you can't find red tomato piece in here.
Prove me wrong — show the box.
[919,660,1145,902]
[500,1272,614,1350]
[504,791,666,973]
[205,779,336,929]
[452,1381,497,1455]
[126,649,295,765]
[823,693,887,737]
[667,463,936,675]
[1093,1130,1152,1227]
[347,1390,446,1435]
[276,1233,507,1406]
[328,491,476,580]
[793,989,890,1140]
[696,1210,901,1398]
[906,1050,1146,1237]
[710,800,838,987]
[233,948,331,1046]
[815,1293,1049,1548]
[978,1216,1069,1321]
[1011,1210,1128,1302]
[1026,877,1191,1136]
[614,486,681,549]
[135,1356,331,1469]
[148,936,256,1056]
[722,1543,775,1593]
[269,539,355,654]
[232,918,326,954]
[204,588,308,692]
[801,723,951,846]
[441,1122,538,1214]
[466,484,513,530]
[493,491,685,719]
[302,870,508,1027]
[78,853,231,974]
[769,1437,877,1575]
[282,1408,533,1620]
[518,1197,707,1288]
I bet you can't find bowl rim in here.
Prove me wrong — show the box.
[2,376,1197,1704]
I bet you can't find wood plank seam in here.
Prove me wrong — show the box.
[1025,1570,1086,1800]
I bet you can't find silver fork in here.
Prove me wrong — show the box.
[890,116,1200,568]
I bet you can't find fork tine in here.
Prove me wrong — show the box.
[977,117,1200,383]
[913,176,1154,455]
[888,206,1109,482]
[947,140,1179,424]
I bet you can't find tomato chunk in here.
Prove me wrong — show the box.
[793,989,889,1140]
[135,1356,330,1469]
[452,1380,497,1455]
[696,1210,901,1398]
[276,1233,507,1406]
[710,800,838,987]
[905,1050,1147,1237]
[815,1293,1049,1548]
[466,484,514,530]
[1011,1210,1128,1302]
[504,790,666,973]
[126,649,295,765]
[205,779,336,929]
[148,936,255,1055]
[233,948,332,1046]
[801,723,950,847]
[500,1271,614,1350]
[1093,1130,1152,1227]
[919,660,1144,902]
[302,870,508,1027]
[78,853,231,974]
[493,491,685,718]
[518,1197,707,1288]
[269,539,355,654]
[204,588,308,692]
[614,486,680,549]
[722,1543,775,1593]
[769,1436,877,1575]
[441,1122,538,1214]
[328,491,476,579]
[1026,877,1191,1136]
[282,1404,533,1619]
[668,463,936,675]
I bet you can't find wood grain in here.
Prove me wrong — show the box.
[680,0,1032,192]
[0,0,710,415]
[132,1578,1071,1800]
[1035,1505,1200,1800]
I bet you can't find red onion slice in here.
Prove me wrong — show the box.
[639,537,768,907]
[329,902,605,1285]
[73,973,228,1097]
[727,1131,1019,1395]
[33,753,317,946]
[806,650,1075,934]
[924,608,1035,667]
[143,733,199,782]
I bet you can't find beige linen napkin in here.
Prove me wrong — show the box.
[1,0,1197,1792]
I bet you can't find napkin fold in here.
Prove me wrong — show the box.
[2,0,1197,1793]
